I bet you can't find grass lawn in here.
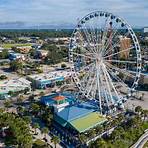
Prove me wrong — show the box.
[2,43,32,49]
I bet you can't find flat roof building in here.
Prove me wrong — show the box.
[0,78,31,99]
[55,102,106,133]
[144,27,148,33]
[9,52,26,61]
[16,46,32,54]
[28,70,71,89]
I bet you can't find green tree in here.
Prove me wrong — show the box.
[4,100,11,110]
[61,63,67,69]
[30,103,40,115]
[8,91,14,97]
[0,49,9,59]
[33,123,40,134]
[10,60,23,72]
[17,106,25,115]
[135,106,143,115]
[0,75,7,80]
[51,135,60,148]
[41,127,49,139]
[17,95,24,104]
[96,138,107,148]
[142,110,148,121]
[78,134,87,145]
[23,116,32,124]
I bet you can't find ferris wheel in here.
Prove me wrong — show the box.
[69,11,142,114]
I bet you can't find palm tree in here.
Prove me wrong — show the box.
[17,106,24,115]
[96,138,107,148]
[51,135,60,148]
[142,110,148,121]
[30,103,40,115]
[8,91,14,97]
[95,125,103,134]
[78,134,87,145]
[17,95,24,104]
[135,106,143,115]
[41,127,49,139]
[4,100,11,111]
[33,123,40,134]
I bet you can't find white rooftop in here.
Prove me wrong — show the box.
[28,70,71,82]
[0,78,31,94]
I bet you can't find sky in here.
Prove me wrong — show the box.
[0,0,147,28]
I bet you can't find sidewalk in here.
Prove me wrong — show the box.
[31,127,62,148]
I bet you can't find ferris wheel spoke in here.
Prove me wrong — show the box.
[101,65,115,105]
[103,64,122,102]
[105,62,136,79]
[81,24,97,54]
[99,70,111,111]
[104,59,137,64]
[103,30,130,57]
[80,63,96,84]
[86,22,98,53]
[79,63,95,73]
[96,64,102,114]
[72,52,95,60]
[103,46,134,59]
[103,29,129,56]
[78,28,96,54]
[105,65,128,87]
[85,73,96,97]
[102,27,119,55]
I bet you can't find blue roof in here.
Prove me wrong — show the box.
[56,102,97,122]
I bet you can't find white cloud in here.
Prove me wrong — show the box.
[0,0,147,27]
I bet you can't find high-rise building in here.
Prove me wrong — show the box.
[144,27,148,33]
[119,36,131,59]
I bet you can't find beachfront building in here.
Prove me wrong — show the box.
[27,70,71,89]
[0,78,31,99]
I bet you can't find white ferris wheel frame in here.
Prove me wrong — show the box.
[69,11,142,114]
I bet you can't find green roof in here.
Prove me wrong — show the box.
[70,112,107,133]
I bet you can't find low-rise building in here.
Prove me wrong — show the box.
[27,70,71,89]
[0,78,31,99]
[35,50,48,59]
[41,93,107,133]
[139,72,148,89]
[9,52,26,61]
[16,46,32,54]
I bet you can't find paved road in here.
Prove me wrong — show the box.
[131,130,148,148]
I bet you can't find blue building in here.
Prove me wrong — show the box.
[27,71,70,89]
[41,92,107,133]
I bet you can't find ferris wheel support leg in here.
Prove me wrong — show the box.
[96,64,102,115]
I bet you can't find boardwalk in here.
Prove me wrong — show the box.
[131,130,148,148]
